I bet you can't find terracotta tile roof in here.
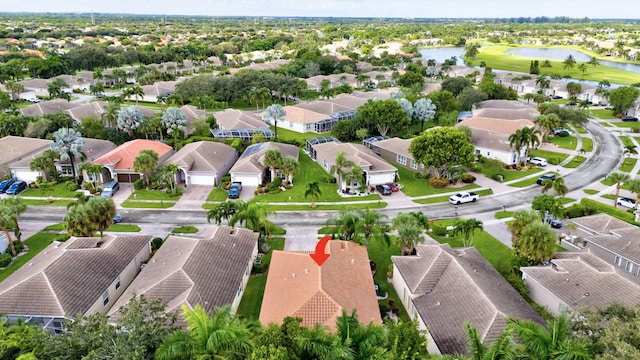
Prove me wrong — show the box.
[230,142,299,174]
[92,139,173,170]
[0,234,152,318]
[213,109,267,130]
[260,240,381,330]
[521,252,640,312]
[163,141,237,173]
[0,136,51,166]
[457,117,535,136]
[312,142,396,173]
[393,244,542,355]
[108,226,258,320]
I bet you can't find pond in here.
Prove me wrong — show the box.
[505,48,640,74]
[418,47,465,65]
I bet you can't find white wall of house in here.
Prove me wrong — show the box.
[230,241,258,315]
[18,90,38,100]
[475,147,519,166]
[231,172,261,186]
[521,272,565,317]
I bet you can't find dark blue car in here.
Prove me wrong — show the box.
[6,180,27,195]
[0,178,16,193]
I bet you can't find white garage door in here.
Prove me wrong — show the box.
[13,170,39,183]
[189,175,216,186]
[231,173,260,187]
[369,172,396,186]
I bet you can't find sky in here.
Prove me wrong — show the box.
[3,0,640,19]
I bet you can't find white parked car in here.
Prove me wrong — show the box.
[617,197,636,209]
[529,157,548,167]
[448,191,479,205]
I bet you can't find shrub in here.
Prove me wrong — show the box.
[53,234,71,242]
[565,204,587,218]
[271,177,283,187]
[461,174,476,183]
[133,178,144,190]
[65,181,79,192]
[429,177,449,188]
[432,224,447,237]
[12,241,24,254]
[548,157,561,165]
[151,237,164,251]
[0,253,12,268]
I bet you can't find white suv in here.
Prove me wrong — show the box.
[529,157,548,167]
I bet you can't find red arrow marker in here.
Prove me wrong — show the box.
[310,235,332,266]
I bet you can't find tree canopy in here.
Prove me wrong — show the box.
[409,127,475,178]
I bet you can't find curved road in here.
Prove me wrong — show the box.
[21,121,621,226]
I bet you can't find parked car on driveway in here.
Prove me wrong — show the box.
[376,184,392,196]
[0,178,16,193]
[622,115,639,122]
[5,180,27,195]
[228,182,242,199]
[552,127,572,136]
[617,197,636,209]
[536,173,556,185]
[385,182,400,192]
[544,214,563,229]
[529,157,548,167]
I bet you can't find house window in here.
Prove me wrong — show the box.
[397,154,407,166]
[615,256,622,266]
[323,160,329,170]
[410,160,418,170]
[58,165,73,176]
[486,151,491,156]
[475,149,481,155]
[102,291,109,306]
[626,262,634,273]
[114,277,120,290]
[237,283,243,297]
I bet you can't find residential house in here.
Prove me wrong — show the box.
[18,78,51,98]
[521,251,640,317]
[20,99,80,117]
[472,107,539,121]
[66,101,108,122]
[392,244,543,355]
[141,81,179,102]
[365,136,425,172]
[0,136,51,181]
[92,139,174,183]
[163,141,238,186]
[53,74,90,92]
[56,138,117,179]
[108,226,258,322]
[229,142,299,186]
[311,141,397,192]
[210,108,274,141]
[325,93,371,109]
[0,234,152,332]
[274,105,332,134]
[260,240,381,331]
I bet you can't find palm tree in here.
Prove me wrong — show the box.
[624,144,637,158]
[130,85,144,104]
[536,76,551,93]
[262,149,283,184]
[261,104,286,140]
[230,201,275,237]
[160,163,179,195]
[508,312,592,360]
[343,165,365,193]
[0,206,17,256]
[29,154,55,181]
[305,182,322,208]
[86,196,117,237]
[2,197,26,242]
[356,208,388,250]
[509,127,541,166]
[562,55,577,70]
[330,152,355,193]
[279,157,298,185]
[393,212,423,256]
[102,100,120,127]
[606,172,631,207]
[117,106,143,136]
[207,201,240,225]
[507,210,539,248]
[517,221,556,263]
[133,149,159,187]
[5,80,24,101]
[541,176,569,197]
[626,178,640,210]
[296,323,353,359]
[453,218,484,248]
[444,322,515,360]
[50,128,86,184]
[326,208,359,242]
[534,113,561,140]
[335,309,389,359]
[155,304,253,360]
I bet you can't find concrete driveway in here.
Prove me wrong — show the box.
[283,225,322,251]
[173,185,212,210]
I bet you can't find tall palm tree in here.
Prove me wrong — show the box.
[86,196,117,238]
[535,76,551,93]
[305,182,322,208]
[262,104,286,140]
[356,208,388,250]
[623,144,637,158]
[517,221,556,263]
[330,152,355,193]
[155,304,254,360]
[453,218,484,248]
[507,210,539,248]
[79,163,104,193]
[29,154,55,181]
[230,201,275,237]
[0,207,17,256]
[50,128,86,184]
[207,201,241,225]
[279,157,299,185]
[541,176,569,197]
[606,172,631,207]
[562,55,577,70]
[102,100,120,127]
[160,163,179,195]
[343,165,365,193]
[1,197,26,242]
[534,114,561,140]
[510,127,541,166]
[262,149,283,184]
[133,149,159,187]
[326,208,359,242]
[508,312,592,360]
[296,323,353,359]
[393,212,423,256]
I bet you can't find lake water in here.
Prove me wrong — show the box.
[418,47,465,65]
[505,48,640,74]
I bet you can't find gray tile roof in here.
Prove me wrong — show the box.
[570,214,634,235]
[0,136,51,166]
[20,99,81,117]
[0,234,152,318]
[66,101,108,121]
[471,128,513,152]
[587,227,640,264]
[163,141,237,173]
[213,109,267,130]
[372,137,414,159]
[477,100,531,110]
[108,226,258,319]
[230,142,299,174]
[313,142,397,173]
[472,107,539,121]
[521,252,640,311]
[393,244,542,355]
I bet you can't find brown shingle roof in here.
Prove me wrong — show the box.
[457,117,535,136]
[92,139,173,170]
[66,101,108,121]
[260,241,381,330]
[108,226,258,319]
[0,234,152,318]
[393,244,543,355]
[163,141,237,173]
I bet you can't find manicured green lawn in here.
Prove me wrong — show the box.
[0,233,58,282]
[121,201,175,208]
[509,172,555,188]
[130,189,182,201]
[264,202,388,211]
[272,127,324,143]
[21,183,79,198]
[580,138,593,152]
[368,236,410,322]
[20,199,75,206]
[549,136,577,150]
[612,122,640,130]
[581,198,638,225]
[583,189,598,195]
[619,136,633,147]
[574,125,588,134]
[413,189,493,205]
[558,198,575,205]
[207,188,228,201]
[619,158,637,172]
[171,226,199,234]
[495,211,514,219]
[564,156,586,168]
[106,224,142,232]
[587,109,616,119]
[476,166,542,182]
[472,44,640,85]
[44,223,66,231]
[236,237,285,320]
[395,165,479,197]
[528,149,569,164]
[431,229,513,275]
[252,151,380,203]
